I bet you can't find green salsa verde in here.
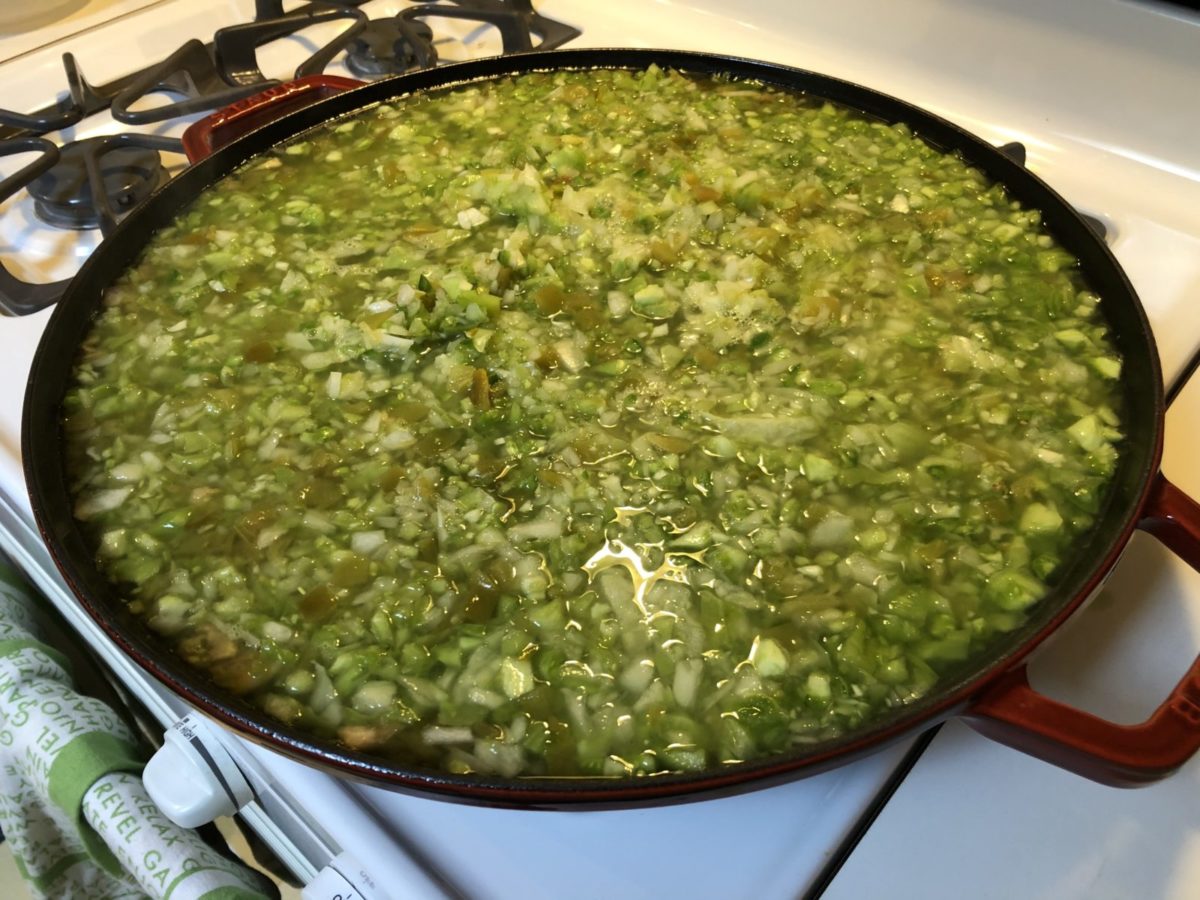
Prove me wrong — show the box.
[65,67,1125,778]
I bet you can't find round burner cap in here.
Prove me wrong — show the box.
[346,18,437,78]
[28,139,168,231]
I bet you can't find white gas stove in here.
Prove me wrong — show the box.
[1,2,1198,898]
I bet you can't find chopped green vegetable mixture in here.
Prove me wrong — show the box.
[65,67,1125,778]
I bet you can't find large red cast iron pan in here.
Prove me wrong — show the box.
[22,49,1200,807]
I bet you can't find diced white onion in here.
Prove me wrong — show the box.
[380,429,415,450]
[262,621,293,642]
[619,659,655,694]
[607,291,631,317]
[466,687,506,709]
[424,726,474,745]
[74,487,133,520]
[109,462,144,482]
[257,432,281,460]
[474,740,524,777]
[810,513,854,549]
[256,525,286,549]
[301,350,341,370]
[352,680,397,714]
[841,553,886,586]
[303,511,335,534]
[474,528,507,548]
[351,530,387,555]
[309,666,336,713]
[507,515,564,542]
[379,333,414,352]
[457,207,488,229]
[673,658,703,708]
[553,339,586,372]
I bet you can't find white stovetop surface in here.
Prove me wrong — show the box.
[1,1,1199,898]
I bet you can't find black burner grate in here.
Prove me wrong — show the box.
[110,40,268,127]
[402,0,581,54]
[111,4,369,126]
[0,0,583,314]
[215,3,369,86]
[0,54,116,136]
[0,134,184,314]
[0,138,70,315]
[0,2,582,139]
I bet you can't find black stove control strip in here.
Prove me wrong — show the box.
[1167,347,1200,407]
[806,726,942,899]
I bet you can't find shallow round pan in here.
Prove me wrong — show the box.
[23,49,1200,806]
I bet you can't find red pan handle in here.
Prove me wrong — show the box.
[964,474,1200,786]
[181,75,366,164]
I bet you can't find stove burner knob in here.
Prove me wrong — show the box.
[142,713,255,828]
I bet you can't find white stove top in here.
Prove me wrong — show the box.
[1,1,1198,897]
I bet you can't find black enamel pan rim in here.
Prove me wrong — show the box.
[22,48,1163,807]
